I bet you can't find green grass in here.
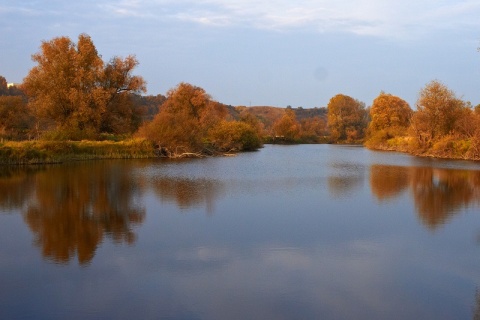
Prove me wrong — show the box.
[0,139,156,164]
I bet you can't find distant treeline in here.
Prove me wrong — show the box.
[1,33,479,160]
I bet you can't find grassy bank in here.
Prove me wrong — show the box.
[0,139,157,164]
[366,136,480,161]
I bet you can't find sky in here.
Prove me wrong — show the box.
[1,0,479,108]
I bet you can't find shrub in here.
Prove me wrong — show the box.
[209,121,262,151]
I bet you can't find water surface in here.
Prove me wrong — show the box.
[1,145,480,319]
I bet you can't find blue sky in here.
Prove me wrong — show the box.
[1,0,479,108]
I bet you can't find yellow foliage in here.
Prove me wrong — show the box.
[209,121,262,151]
[327,94,367,142]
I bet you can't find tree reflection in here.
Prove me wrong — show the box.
[327,176,364,197]
[370,164,480,229]
[411,167,478,228]
[370,165,409,201]
[151,177,223,214]
[0,166,44,212]
[22,162,145,265]
[327,162,365,197]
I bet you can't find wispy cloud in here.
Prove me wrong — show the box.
[135,0,480,38]
[3,0,480,39]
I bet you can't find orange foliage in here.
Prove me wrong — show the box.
[138,83,228,153]
[272,108,301,142]
[23,34,145,140]
[327,94,367,142]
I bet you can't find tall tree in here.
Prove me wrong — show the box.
[300,116,328,142]
[327,94,367,142]
[272,108,301,142]
[368,92,412,132]
[366,92,412,146]
[0,96,33,140]
[409,80,466,147]
[23,34,146,140]
[138,83,227,154]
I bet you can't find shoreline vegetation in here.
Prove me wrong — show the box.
[2,136,479,165]
[0,139,252,165]
[1,33,479,164]
[0,140,156,165]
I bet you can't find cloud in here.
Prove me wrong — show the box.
[2,0,480,39]
[91,0,480,39]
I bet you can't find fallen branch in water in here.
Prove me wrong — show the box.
[154,144,237,159]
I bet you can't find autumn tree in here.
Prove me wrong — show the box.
[0,75,25,97]
[23,34,146,140]
[0,76,7,96]
[100,91,144,135]
[272,108,301,142]
[209,120,262,151]
[409,80,466,148]
[138,83,263,156]
[327,94,367,142]
[238,110,265,138]
[131,94,166,121]
[138,83,227,155]
[366,92,412,147]
[0,96,33,140]
[300,116,328,143]
[209,110,264,151]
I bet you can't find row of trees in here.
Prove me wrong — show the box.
[137,82,263,155]
[366,80,480,160]
[268,93,367,144]
[1,34,264,154]
[2,33,479,159]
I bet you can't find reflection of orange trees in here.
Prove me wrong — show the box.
[370,165,409,201]
[328,175,364,197]
[0,166,37,211]
[410,167,478,228]
[23,162,145,265]
[151,177,222,214]
[370,164,480,229]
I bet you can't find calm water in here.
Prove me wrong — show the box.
[1,145,480,319]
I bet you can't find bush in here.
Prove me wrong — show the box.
[209,121,262,151]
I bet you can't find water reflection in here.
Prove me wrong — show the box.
[1,155,480,266]
[0,166,38,212]
[328,162,365,197]
[1,146,480,319]
[370,165,409,201]
[1,162,145,265]
[370,165,480,229]
[150,177,223,214]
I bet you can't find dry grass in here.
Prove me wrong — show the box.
[0,139,156,164]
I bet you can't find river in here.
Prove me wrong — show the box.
[1,144,480,319]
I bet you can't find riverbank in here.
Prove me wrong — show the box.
[365,136,480,161]
[0,139,157,164]
[2,138,479,165]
